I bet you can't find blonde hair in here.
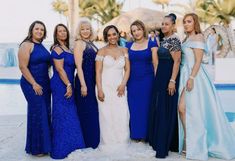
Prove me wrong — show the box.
[75,18,96,41]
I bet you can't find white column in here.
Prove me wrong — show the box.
[68,0,79,48]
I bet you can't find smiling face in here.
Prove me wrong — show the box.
[32,23,45,42]
[131,25,144,41]
[80,23,91,40]
[183,15,195,34]
[56,25,67,41]
[107,27,119,45]
[161,17,174,35]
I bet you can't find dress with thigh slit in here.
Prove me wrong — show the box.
[178,35,235,160]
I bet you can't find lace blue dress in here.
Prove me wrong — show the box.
[148,34,181,158]
[75,41,100,148]
[126,40,156,140]
[20,42,51,155]
[50,47,85,159]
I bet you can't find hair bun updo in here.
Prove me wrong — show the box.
[169,13,177,21]
[165,13,177,24]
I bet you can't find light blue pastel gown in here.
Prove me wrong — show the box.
[179,37,235,160]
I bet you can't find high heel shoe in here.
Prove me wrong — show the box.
[182,138,186,156]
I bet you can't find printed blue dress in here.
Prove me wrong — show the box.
[126,40,156,140]
[148,34,181,158]
[20,42,51,155]
[75,41,100,148]
[50,47,85,159]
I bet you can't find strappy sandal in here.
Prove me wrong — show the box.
[181,138,186,156]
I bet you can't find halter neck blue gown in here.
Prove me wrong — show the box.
[75,41,100,149]
[20,42,51,155]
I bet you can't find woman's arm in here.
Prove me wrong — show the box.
[53,47,72,98]
[121,48,130,86]
[186,48,203,92]
[168,51,181,96]
[117,48,130,97]
[191,48,203,78]
[170,51,181,81]
[18,42,43,95]
[96,49,105,101]
[187,34,205,92]
[151,47,158,75]
[74,40,87,96]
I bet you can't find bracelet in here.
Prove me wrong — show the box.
[67,83,71,88]
[189,76,195,80]
[170,79,176,84]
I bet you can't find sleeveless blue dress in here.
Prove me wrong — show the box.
[179,37,235,160]
[149,37,157,45]
[75,41,100,148]
[20,42,51,155]
[126,40,156,140]
[148,34,181,158]
[50,47,85,159]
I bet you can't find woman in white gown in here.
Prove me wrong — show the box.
[68,25,155,161]
[95,25,130,150]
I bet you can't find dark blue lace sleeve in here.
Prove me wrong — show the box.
[168,37,181,52]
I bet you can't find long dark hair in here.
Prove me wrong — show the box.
[157,28,164,42]
[20,20,47,46]
[50,24,70,51]
[103,25,120,45]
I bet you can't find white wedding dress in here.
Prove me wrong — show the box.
[98,55,130,149]
[68,55,156,161]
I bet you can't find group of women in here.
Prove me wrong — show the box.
[18,13,235,160]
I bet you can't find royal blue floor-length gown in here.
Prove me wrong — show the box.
[20,42,51,155]
[50,47,85,159]
[126,40,156,140]
[75,41,100,148]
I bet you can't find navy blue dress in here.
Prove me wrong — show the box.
[126,40,156,140]
[75,41,100,148]
[50,47,85,159]
[20,42,51,155]
[148,34,181,158]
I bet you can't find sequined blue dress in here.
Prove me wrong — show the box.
[20,42,51,155]
[50,47,85,159]
[75,41,100,148]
